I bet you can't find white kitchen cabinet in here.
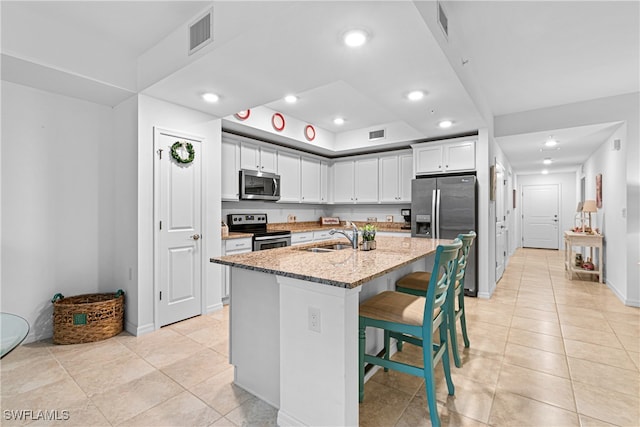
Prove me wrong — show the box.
[277,151,301,202]
[301,156,321,203]
[320,161,329,203]
[333,157,379,203]
[291,231,314,246]
[413,140,475,175]
[313,229,333,241]
[241,142,277,173]
[379,152,413,203]
[221,237,252,301]
[333,160,356,203]
[221,139,240,200]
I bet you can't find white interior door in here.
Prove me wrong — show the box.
[522,184,559,249]
[495,162,506,280]
[155,128,203,327]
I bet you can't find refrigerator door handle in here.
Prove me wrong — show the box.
[431,189,437,239]
[435,189,441,239]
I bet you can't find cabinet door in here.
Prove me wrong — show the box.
[320,161,329,203]
[260,145,278,173]
[240,142,260,171]
[277,151,301,202]
[398,153,413,202]
[355,157,379,203]
[333,160,355,203]
[221,140,240,200]
[444,141,475,172]
[379,155,399,203]
[301,157,321,203]
[415,145,443,174]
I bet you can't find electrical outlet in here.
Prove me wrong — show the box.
[287,214,296,223]
[367,217,377,222]
[308,307,321,333]
[386,215,393,222]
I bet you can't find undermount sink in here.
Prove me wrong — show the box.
[303,243,353,252]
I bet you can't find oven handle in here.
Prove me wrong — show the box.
[253,235,292,241]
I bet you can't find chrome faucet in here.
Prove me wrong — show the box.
[329,222,359,249]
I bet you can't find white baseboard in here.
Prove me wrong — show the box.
[606,280,640,307]
[206,302,224,314]
[130,322,154,336]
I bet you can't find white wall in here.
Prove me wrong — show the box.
[515,172,577,250]
[137,94,222,335]
[582,124,629,302]
[1,81,115,341]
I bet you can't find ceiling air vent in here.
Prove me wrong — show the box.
[189,8,213,55]
[438,2,449,40]
[369,129,386,141]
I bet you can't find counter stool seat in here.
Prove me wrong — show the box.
[396,271,432,295]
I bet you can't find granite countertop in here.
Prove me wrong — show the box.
[211,236,450,289]
[221,222,411,240]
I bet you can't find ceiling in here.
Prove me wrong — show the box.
[2,1,638,173]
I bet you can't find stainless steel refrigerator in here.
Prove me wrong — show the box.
[411,174,478,296]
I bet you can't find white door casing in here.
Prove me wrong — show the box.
[495,162,507,281]
[154,128,203,327]
[522,184,560,249]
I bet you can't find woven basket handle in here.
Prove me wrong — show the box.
[115,289,125,298]
[51,293,64,303]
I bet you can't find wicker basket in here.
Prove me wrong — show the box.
[51,290,124,344]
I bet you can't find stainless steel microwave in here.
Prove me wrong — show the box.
[239,169,281,201]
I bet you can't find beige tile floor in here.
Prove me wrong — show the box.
[2,248,638,426]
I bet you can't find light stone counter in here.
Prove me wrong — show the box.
[211,236,447,289]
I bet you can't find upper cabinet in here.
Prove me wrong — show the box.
[320,161,329,204]
[277,151,301,202]
[221,139,241,200]
[379,152,413,203]
[413,140,476,175]
[301,156,321,203]
[333,157,379,203]
[240,141,277,173]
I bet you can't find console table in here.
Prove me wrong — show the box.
[564,231,604,283]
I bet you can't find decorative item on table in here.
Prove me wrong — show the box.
[321,216,340,225]
[582,258,595,270]
[360,223,377,251]
[574,253,583,267]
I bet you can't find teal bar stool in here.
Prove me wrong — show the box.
[396,231,476,368]
[359,240,462,427]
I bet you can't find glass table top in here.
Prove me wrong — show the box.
[1,313,30,358]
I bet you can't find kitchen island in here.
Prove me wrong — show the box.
[210,236,448,426]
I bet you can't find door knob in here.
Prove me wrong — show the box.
[190,234,201,240]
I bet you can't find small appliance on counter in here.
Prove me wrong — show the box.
[227,213,291,251]
[401,209,411,230]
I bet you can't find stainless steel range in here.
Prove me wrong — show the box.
[227,214,291,251]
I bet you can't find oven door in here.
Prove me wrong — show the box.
[240,169,281,201]
[253,235,291,251]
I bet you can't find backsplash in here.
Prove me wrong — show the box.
[222,201,410,225]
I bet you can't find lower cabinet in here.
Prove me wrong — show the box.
[291,232,314,246]
[221,237,252,302]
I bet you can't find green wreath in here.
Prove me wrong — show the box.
[171,141,195,164]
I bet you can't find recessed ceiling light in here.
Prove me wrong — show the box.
[284,95,298,103]
[542,169,549,175]
[343,29,368,47]
[543,158,553,165]
[545,137,558,147]
[407,90,424,101]
[202,93,219,103]
[333,117,345,125]
[438,120,453,129]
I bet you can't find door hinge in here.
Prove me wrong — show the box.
[504,251,506,257]
[158,149,163,159]
[159,221,162,230]
[159,291,162,301]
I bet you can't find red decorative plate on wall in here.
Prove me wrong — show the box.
[304,125,316,141]
[235,110,251,120]
[272,113,285,131]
